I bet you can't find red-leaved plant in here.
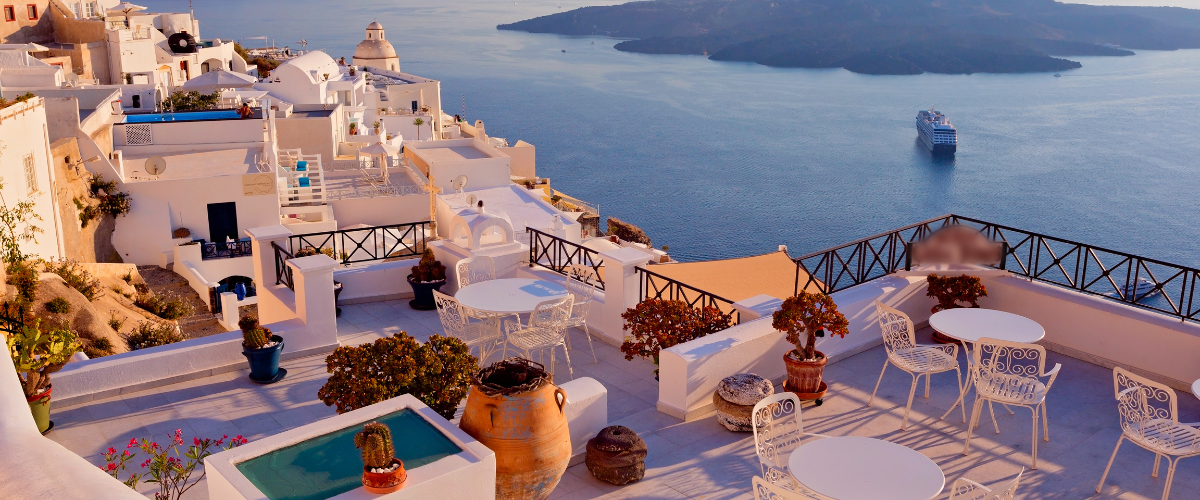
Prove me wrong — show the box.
[771,291,850,362]
[620,299,733,374]
[101,429,247,500]
[925,273,988,313]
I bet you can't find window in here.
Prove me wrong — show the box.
[69,2,78,17]
[84,1,95,17]
[131,94,141,108]
[25,3,35,20]
[200,62,210,73]
[22,154,37,194]
[3,5,14,21]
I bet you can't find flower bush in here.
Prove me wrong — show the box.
[771,291,849,362]
[620,299,733,370]
[102,429,247,500]
[926,273,988,312]
[317,332,475,419]
[124,321,184,351]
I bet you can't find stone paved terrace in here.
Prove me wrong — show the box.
[47,301,1200,499]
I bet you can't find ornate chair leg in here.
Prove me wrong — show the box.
[581,323,598,363]
[868,360,888,407]
[1095,436,1124,493]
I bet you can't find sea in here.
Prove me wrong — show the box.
[147,0,1200,264]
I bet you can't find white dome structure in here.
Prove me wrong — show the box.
[352,22,400,72]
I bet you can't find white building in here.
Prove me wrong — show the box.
[351,22,400,72]
[0,97,65,260]
[0,47,64,90]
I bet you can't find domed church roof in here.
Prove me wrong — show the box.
[355,22,398,61]
[367,21,384,30]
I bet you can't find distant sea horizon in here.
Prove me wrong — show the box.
[146,0,1200,266]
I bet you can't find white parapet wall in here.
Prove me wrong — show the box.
[657,275,937,421]
[333,257,422,304]
[205,394,496,500]
[557,377,608,466]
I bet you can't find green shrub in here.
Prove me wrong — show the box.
[83,337,114,358]
[45,297,71,314]
[42,258,102,301]
[5,260,38,313]
[135,291,195,321]
[124,321,184,351]
[107,312,124,332]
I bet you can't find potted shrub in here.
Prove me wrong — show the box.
[925,273,987,343]
[349,122,358,135]
[407,248,446,311]
[7,319,80,433]
[373,120,381,134]
[620,299,733,378]
[356,422,407,493]
[772,291,849,402]
[239,317,285,383]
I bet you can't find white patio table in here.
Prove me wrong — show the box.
[454,278,568,315]
[788,436,944,500]
[1192,379,1200,400]
[930,308,1046,419]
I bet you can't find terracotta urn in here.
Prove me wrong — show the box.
[782,350,828,399]
[362,458,407,494]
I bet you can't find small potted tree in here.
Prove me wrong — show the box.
[7,319,80,434]
[925,273,988,343]
[357,422,406,493]
[620,299,732,378]
[373,120,381,134]
[772,291,849,403]
[407,249,446,310]
[239,317,285,383]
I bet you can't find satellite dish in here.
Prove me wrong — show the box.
[145,156,167,177]
[451,175,468,193]
[465,194,478,207]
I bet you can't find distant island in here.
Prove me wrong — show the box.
[497,0,1200,75]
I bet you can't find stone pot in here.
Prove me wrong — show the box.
[585,425,647,485]
[783,349,827,394]
[26,384,52,434]
[407,276,445,311]
[362,458,407,494]
[243,335,285,384]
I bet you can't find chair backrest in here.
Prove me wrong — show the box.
[432,291,468,336]
[530,296,574,332]
[565,265,599,305]
[949,469,1023,500]
[752,476,812,500]
[972,338,1047,402]
[874,301,916,354]
[984,469,1023,500]
[752,392,805,471]
[1113,367,1182,446]
[456,256,496,289]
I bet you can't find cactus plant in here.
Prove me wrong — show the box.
[355,422,396,469]
[238,317,272,349]
[409,249,445,283]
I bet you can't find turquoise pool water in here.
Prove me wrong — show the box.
[235,408,463,500]
[125,110,241,123]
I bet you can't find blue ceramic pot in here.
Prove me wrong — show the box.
[243,335,284,382]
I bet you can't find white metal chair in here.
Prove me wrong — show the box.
[1096,367,1200,500]
[751,392,828,495]
[869,301,964,430]
[432,291,502,366]
[751,475,833,500]
[949,469,1024,500]
[563,264,600,363]
[504,296,575,380]
[962,338,1061,469]
[456,255,496,290]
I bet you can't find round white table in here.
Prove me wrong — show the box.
[788,436,944,500]
[454,278,568,315]
[929,308,1046,419]
[1192,379,1200,400]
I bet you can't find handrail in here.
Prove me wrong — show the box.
[526,228,605,290]
[200,240,252,260]
[271,241,294,290]
[637,266,741,324]
[289,222,429,265]
[794,214,1200,323]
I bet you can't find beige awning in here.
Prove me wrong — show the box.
[646,251,821,304]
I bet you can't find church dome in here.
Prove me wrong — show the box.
[367,21,384,30]
[354,22,398,61]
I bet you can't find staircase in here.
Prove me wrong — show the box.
[136,265,224,338]
[278,149,328,206]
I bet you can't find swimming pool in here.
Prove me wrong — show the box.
[125,110,242,123]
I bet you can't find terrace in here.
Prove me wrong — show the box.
[8,215,1200,499]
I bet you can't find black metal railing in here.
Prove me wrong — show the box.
[200,240,253,260]
[794,214,1200,323]
[271,241,294,290]
[289,222,428,265]
[637,266,741,324]
[527,228,605,290]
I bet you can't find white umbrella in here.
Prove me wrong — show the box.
[181,69,257,92]
[358,142,400,156]
[0,43,49,52]
[107,2,147,15]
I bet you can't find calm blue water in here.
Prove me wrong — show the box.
[148,0,1200,264]
[125,110,241,122]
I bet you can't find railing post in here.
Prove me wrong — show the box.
[247,225,294,325]
[593,248,653,347]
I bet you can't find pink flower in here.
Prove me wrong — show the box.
[193,437,201,446]
[141,459,152,468]
[107,447,116,455]
[127,438,138,448]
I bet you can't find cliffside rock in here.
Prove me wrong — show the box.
[605,217,651,246]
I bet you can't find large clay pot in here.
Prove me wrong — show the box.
[783,350,827,395]
[26,384,52,434]
[460,359,572,500]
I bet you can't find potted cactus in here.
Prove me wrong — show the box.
[356,422,406,493]
[239,317,285,383]
[772,291,849,403]
[407,248,446,310]
[7,319,80,434]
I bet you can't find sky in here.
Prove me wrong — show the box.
[1067,0,1200,6]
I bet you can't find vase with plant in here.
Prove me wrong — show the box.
[239,316,285,383]
[620,299,732,378]
[373,120,381,134]
[6,318,80,433]
[925,273,988,343]
[407,248,446,310]
[349,122,358,135]
[356,422,407,493]
[772,291,849,401]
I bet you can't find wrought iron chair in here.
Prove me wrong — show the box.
[869,301,964,430]
[432,291,502,366]
[751,392,828,495]
[751,475,833,500]
[949,469,1024,500]
[504,296,575,380]
[1096,367,1200,500]
[456,255,496,290]
[563,264,599,363]
[962,338,1061,469]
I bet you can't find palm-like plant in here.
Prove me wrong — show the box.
[413,118,425,140]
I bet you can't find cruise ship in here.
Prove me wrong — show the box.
[916,109,957,155]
